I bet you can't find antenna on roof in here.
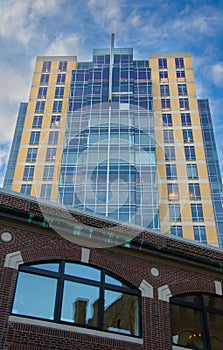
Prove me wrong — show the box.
[108,33,114,106]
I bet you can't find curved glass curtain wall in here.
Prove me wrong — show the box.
[59,49,159,229]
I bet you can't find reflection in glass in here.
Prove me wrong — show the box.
[104,290,139,336]
[65,263,101,281]
[105,274,127,287]
[207,312,223,350]
[203,295,223,310]
[29,263,59,272]
[171,304,204,350]
[12,272,57,319]
[61,281,99,326]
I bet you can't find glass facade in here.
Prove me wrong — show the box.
[198,99,223,247]
[59,49,159,229]
[3,103,27,189]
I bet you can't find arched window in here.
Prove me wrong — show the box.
[12,261,141,337]
[170,293,223,349]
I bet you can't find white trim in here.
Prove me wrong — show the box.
[4,251,23,270]
[214,281,222,295]
[139,279,153,298]
[173,346,192,350]
[81,247,90,263]
[158,284,172,302]
[8,316,143,344]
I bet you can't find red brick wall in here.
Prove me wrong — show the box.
[0,215,223,349]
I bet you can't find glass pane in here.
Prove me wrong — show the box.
[12,272,57,319]
[104,290,139,336]
[173,294,201,305]
[171,304,204,349]
[207,312,223,350]
[64,263,101,281]
[203,295,223,310]
[105,274,127,287]
[61,280,99,326]
[29,263,59,272]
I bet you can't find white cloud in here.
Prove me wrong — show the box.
[88,0,124,34]
[45,33,90,60]
[212,64,223,87]
[0,0,63,45]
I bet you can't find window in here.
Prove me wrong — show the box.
[23,166,34,181]
[162,113,172,126]
[35,101,45,113]
[179,98,189,110]
[40,74,49,85]
[176,70,185,79]
[158,58,167,69]
[169,204,181,222]
[170,293,223,349]
[46,148,56,162]
[55,87,64,99]
[53,101,62,113]
[159,71,168,80]
[26,148,38,162]
[166,164,177,179]
[51,116,61,128]
[175,57,184,69]
[48,131,58,145]
[32,116,43,128]
[29,132,40,145]
[57,74,66,84]
[189,183,201,200]
[181,113,191,126]
[21,184,32,195]
[194,226,207,243]
[191,204,204,221]
[43,165,54,180]
[161,99,171,110]
[38,87,47,99]
[178,84,187,96]
[160,85,170,97]
[170,226,182,237]
[168,184,179,201]
[163,130,174,143]
[40,184,52,200]
[165,146,175,160]
[12,262,141,337]
[187,164,198,179]
[183,129,193,143]
[42,61,51,72]
[59,61,67,72]
[184,146,196,160]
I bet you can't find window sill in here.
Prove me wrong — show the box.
[9,315,143,345]
[173,346,193,350]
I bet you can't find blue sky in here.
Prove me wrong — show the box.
[0,0,223,186]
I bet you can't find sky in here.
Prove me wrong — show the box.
[0,0,223,187]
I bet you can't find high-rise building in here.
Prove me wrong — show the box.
[4,36,223,246]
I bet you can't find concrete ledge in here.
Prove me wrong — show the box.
[9,316,143,344]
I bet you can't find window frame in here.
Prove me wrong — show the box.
[191,203,204,222]
[170,292,223,350]
[32,116,43,129]
[11,261,142,338]
[23,165,35,181]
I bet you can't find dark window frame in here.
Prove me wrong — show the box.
[170,292,223,350]
[11,261,141,338]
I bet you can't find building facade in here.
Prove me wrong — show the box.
[0,188,223,350]
[3,38,222,246]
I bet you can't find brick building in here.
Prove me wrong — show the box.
[0,188,223,350]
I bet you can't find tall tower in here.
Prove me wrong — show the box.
[4,38,222,246]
